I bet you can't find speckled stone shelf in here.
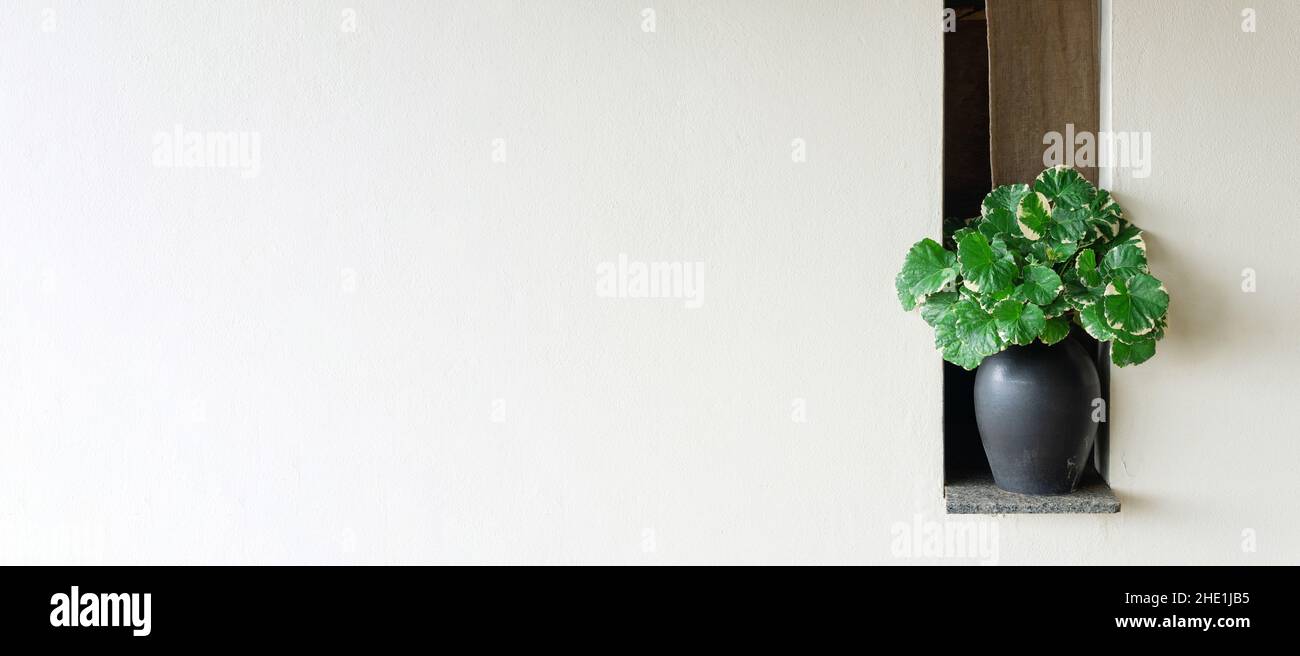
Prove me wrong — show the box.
[945,468,1120,514]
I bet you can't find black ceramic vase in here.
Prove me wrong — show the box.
[973,338,1101,495]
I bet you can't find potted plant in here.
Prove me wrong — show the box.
[896,166,1169,495]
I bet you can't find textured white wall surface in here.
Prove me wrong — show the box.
[0,0,1294,564]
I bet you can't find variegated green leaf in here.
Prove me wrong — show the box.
[1039,168,1094,246]
[1033,166,1096,210]
[1086,189,1124,240]
[953,299,1003,357]
[895,238,958,311]
[932,311,969,368]
[1039,317,1071,345]
[919,291,958,327]
[1030,238,1078,265]
[1064,268,1104,310]
[1078,304,1116,342]
[1113,315,1168,344]
[933,303,989,370]
[980,184,1031,237]
[957,232,1015,295]
[1112,337,1156,367]
[1101,243,1148,279]
[1076,249,1101,287]
[992,299,1045,346]
[1041,295,1070,319]
[1016,264,1064,306]
[1099,222,1143,257]
[1112,328,1145,344]
[1103,273,1169,335]
[977,286,1013,312]
[1016,191,1052,241]
[941,337,985,370]
[1049,205,1090,245]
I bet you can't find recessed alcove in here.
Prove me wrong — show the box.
[941,0,1118,514]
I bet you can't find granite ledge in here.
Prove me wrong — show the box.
[945,468,1120,514]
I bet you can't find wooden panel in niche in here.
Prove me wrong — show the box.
[986,0,1099,186]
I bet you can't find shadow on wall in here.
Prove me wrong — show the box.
[1142,230,1219,354]
[1101,192,1226,508]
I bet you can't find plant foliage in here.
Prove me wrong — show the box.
[895,166,1168,369]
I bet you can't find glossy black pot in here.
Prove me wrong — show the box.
[973,339,1100,495]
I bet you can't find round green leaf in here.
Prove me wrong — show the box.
[1101,243,1149,279]
[1049,205,1090,244]
[932,307,984,370]
[942,340,985,371]
[895,238,958,311]
[1016,191,1052,241]
[957,233,1016,295]
[954,299,1003,357]
[992,300,1045,346]
[1016,264,1064,306]
[1038,168,1094,247]
[1103,273,1169,335]
[1034,166,1096,209]
[1078,303,1116,341]
[1112,337,1156,367]
[1039,317,1071,345]
[980,184,1031,237]
[919,291,958,327]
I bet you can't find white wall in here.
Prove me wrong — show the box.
[0,0,1294,565]
[1097,0,1300,563]
[0,0,943,564]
